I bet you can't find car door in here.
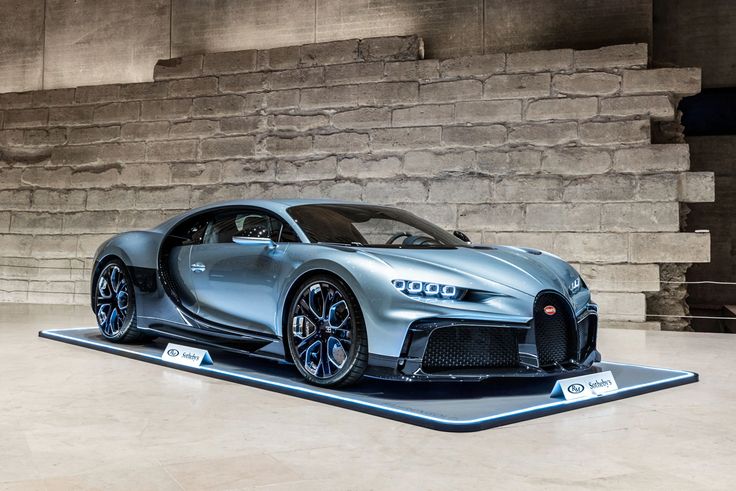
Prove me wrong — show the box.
[188,208,298,335]
[166,214,209,313]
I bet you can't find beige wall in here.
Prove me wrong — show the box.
[0,0,653,93]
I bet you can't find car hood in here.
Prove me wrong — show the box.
[356,245,578,298]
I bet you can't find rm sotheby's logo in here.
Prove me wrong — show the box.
[182,352,200,361]
[567,383,585,394]
[166,348,180,357]
[589,378,613,389]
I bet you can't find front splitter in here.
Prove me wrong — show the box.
[39,327,698,432]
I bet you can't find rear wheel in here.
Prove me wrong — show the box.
[93,259,143,342]
[286,275,368,387]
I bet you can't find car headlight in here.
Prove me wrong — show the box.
[392,280,465,300]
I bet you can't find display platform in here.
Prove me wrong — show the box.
[39,327,698,432]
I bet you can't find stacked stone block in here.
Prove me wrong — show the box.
[0,35,713,329]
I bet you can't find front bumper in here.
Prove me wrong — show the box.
[366,303,600,382]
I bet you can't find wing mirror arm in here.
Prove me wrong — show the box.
[232,236,277,249]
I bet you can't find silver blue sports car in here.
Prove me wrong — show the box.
[91,199,600,387]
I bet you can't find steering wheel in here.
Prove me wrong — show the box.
[386,232,412,245]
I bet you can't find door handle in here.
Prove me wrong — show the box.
[190,262,206,273]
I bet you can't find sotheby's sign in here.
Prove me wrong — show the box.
[551,371,618,400]
[161,343,213,367]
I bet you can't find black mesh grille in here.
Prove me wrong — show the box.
[422,327,519,373]
[534,292,576,366]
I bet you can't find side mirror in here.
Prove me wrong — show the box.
[232,236,276,248]
[453,230,472,244]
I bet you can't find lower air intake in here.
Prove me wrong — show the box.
[422,326,519,373]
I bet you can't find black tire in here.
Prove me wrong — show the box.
[286,274,368,387]
[93,259,144,343]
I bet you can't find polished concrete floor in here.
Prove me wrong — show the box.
[1,304,734,490]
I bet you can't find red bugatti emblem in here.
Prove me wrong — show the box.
[544,305,556,316]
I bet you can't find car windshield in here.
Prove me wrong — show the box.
[286,204,466,248]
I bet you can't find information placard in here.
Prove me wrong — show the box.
[161,343,213,367]
[551,370,618,400]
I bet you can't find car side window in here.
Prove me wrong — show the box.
[202,211,299,244]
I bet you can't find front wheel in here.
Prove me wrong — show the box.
[286,275,368,387]
[93,259,143,342]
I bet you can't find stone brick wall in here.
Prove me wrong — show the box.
[0,35,713,329]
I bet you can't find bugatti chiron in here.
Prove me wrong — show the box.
[91,199,600,387]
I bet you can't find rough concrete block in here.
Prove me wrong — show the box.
[199,136,256,160]
[484,73,551,99]
[508,122,577,146]
[0,92,34,109]
[272,114,328,132]
[332,107,391,129]
[630,232,710,263]
[553,233,629,263]
[62,211,120,234]
[553,73,621,96]
[455,100,522,123]
[599,95,674,120]
[68,126,120,144]
[146,140,198,162]
[439,54,505,78]
[580,263,660,292]
[75,84,121,104]
[637,174,679,202]
[32,89,75,107]
[135,187,191,210]
[32,189,86,211]
[220,116,267,134]
[428,177,492,204]
[203,50,257,75]
[93,102,140,124]
[121,121,170,141]
[49,105,94,126]
[337,156,402,179]
[678,172,715,203]
[363,179,426,204]
[50,145,99,166]
[154,55,203,80]
[542,147,612,175]
[420,80,482,103]
[221,160,276,183]
[442,125,506,147]
[120,163,171,187]
[384,60,440,82]
[12,212,64,234]
[4,108,48,128]
[563,174,637,202]
[525,203,601,231]
[141,99,192,121]
[87,188,135,210]
[264,136,313,156]
[526,97,598,121]
[256,46,300,71]
[458,204,525,231]
[301,85,359,109]
[219,73,266,94]
[193,95,246,117]
[168,77,218,98]
[263,90,297,110]
[0,189,32,210]
[495,176,562,202]
[120,82,169,101]
[601,202,680,232]
[579,120,649,145]
[268,68,325,90]
[404,150,476,176]
[613,145,690,173]
[476,150,541,175]
[622,68,702,96]
[358,82,418,106]
[300,39,360,67]
[370,127,442,151]
[358,35,423,62]
[506,49,573,73]
[170,162,222,185]
[276,157,337,182]
[574,44,648,69]
[392,104,454,127]
[24,128,67,146]
[325,62,384,85]
[593,292,646,322]
[170,120,219,139]
[313,133,369,154]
